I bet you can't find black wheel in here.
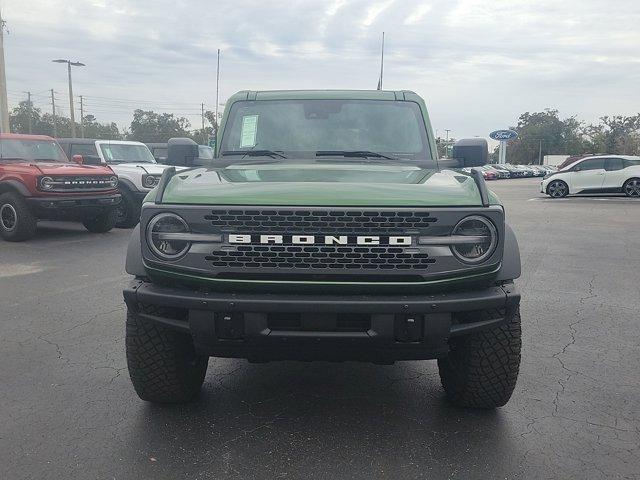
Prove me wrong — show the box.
[0,192,37,242]
[546,179,568,198]
[438,308,521,408]
[126,308,208,403]
[82,208,118,233]
[116,188,141,228]
[623,178,640,197]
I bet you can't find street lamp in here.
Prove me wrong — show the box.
[52,59,85,137]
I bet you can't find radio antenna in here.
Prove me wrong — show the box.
[376,32,385,90]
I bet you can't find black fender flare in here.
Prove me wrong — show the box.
[0,180,32,197]
[117,177,141,194]
[496,223,521,281]
[125,225,146,277]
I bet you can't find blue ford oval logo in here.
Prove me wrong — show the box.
[489,130,519,141]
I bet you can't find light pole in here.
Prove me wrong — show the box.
[0,11,10,133]
[445,129,451,158]
[52,59,85,137]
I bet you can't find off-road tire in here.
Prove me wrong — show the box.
[126,308,208,403]
[0,192,37,242]
[438,308,521,408]
[82,208,118,233]
[116,188,141,229]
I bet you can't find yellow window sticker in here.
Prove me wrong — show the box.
[240,115,259,148]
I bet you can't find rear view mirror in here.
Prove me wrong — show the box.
[453,139,488,168]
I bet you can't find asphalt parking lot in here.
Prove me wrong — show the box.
[1,177,639,480]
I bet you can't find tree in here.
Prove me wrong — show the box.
[9,100,121,139]
[9,101,48,135]
[128,109,191,143]
[82,115,121,140]
[583,115,640,155]
[435,136,455,158]
[506,109,586,164]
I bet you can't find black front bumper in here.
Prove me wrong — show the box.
[123,280,520,363]
[27,194,121,218]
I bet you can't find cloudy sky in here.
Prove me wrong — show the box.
[3,0,640,139]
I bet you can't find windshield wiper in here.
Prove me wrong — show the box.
[222,159,284,166]
[222,150,287,159]
[316,150,399,161]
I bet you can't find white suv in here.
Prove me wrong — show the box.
[58,139,178,227]
[541,155,640,198]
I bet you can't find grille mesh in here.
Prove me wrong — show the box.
[204,209,437,234]
[206,244,436,270]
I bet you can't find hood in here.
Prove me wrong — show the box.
[159,163,500,207]
[31,162,114,176]
[108,162,176,175]
[111,162,172,175]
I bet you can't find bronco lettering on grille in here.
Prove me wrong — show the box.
[228,234,413,246]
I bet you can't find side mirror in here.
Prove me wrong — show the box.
[166,138,199,167]
[83,155,103,166]
[453,138,488,167]
[72,154,84,165]
[574,166,581,172]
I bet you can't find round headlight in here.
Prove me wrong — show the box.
[40,176,54,190]
[450,215,498,264]
[142,175,159,188]
[146,213,191,260]
[108,176,118,188]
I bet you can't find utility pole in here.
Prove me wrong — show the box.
[445,129,451,158]
[24,91,32,133]
[201,102,206,144]
[0,10,10,133]
[52,59,85,137]
[79,95,84,138]
[50,89,57,137]
[215,49,220,134]
[538,139,542,165]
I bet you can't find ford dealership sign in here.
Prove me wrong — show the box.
[490,130,519,141]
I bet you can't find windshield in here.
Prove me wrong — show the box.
[0,139,68,162]
[99,143,156,164]
[220,99,432,163]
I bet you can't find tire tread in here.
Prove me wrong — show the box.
[438,308,521,408]
[126,309,207,403]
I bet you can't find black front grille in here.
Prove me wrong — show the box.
[204,209,437,234]
[43,176,114,192]
[206,244,436,271]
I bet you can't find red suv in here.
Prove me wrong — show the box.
[0,134,121,241]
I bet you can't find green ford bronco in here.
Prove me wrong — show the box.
[123,90,522,408]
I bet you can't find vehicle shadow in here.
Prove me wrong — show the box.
[118,360,525,479]
[28,221,129,242]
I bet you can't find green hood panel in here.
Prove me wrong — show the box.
[159,164,500,207]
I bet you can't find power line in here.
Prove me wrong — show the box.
[81,94,203,107]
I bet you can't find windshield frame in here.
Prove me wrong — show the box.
[219,99,435,167]
[98,142,157,164]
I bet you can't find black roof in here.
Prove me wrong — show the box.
[57,138,98,144]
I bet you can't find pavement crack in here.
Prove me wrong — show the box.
[551,274,597,415]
